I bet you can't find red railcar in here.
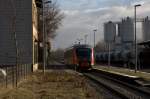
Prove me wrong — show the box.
[64,44,94,70]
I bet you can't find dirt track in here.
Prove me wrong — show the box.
[0,70,102,99]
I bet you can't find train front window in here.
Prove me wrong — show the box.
[76,48,91,59]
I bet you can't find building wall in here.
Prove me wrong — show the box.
[118,17,134,43]
[142,17,150,41]
[0,0,33,65]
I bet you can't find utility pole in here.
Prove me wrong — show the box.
[93,29,97,49]
[42,0,45,74]
[11,0,19,87]
[84,35,88,45]
[134,4,141,73]
[42,0,51,74]
[108,43,111,67]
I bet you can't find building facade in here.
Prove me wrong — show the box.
[142,16,150,41]
[117,17,134,51]
[0,0,40,71]
[118,17,134,43]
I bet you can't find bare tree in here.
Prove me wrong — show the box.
[48,48,64,63]
[39,1,64,40]
[37,1,64,63]
[95,41,106,52]
[46,1,64,39]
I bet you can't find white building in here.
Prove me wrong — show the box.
[142,16,150,41]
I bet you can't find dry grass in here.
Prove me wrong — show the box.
[0,70,102,99]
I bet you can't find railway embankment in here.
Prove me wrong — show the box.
[0,70,102,99]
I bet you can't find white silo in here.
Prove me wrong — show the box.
[104,21,116,43]
[118,17,134,43]
[104,21,116,66]
[142,16,150,41]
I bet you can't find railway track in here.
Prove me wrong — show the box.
[83,69,150,99]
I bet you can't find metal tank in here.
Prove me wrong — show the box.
[104,21,116,43]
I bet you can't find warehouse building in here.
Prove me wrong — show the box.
[0,0,41,71]
[142,16,150,42]
[118,17,134,50]
[118,17,134,43]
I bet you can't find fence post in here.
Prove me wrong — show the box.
[21,64,23,79]
[24,64,26,79]
[12,65,14,87]
[5,66,8,88]
[25,64,27,79]
[15,64,18,87]
[27,64,29,76]
[18,64,19,82]
[24,64,25,79]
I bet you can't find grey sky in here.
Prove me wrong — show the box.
[51,0,150,50]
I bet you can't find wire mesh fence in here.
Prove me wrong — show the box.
[0,64,32,88]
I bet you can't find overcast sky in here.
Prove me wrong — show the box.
[51,0,150,50]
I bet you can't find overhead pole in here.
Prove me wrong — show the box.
[93,29,97,49]
[42,0,45,74]
[134,4,141,73]
[10,0,19,87]
[84,35,88,45]
[42,0,51,74]
[108,43,111,67]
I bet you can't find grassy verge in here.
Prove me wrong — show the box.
[0,70,102,99]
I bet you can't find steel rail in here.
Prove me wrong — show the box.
[83,69,150,99]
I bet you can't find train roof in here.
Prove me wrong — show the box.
[65,44,92,51]
[73,44,92,48]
